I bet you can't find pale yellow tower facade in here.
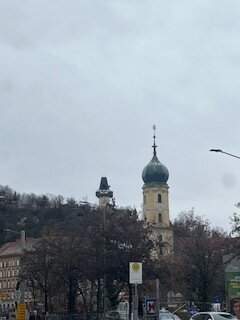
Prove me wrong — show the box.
[142,129,173,256]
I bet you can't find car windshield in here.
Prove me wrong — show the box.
[213,314,235,320]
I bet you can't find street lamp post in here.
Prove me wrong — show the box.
[210,148,240,311]
[210,149,240,160]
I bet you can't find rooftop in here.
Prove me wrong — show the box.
[0,238,39,258]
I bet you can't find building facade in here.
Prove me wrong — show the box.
[0,234,38,312]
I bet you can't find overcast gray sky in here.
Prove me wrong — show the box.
[0,0,240,231]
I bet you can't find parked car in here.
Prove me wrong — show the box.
[159,309,178,320]
[105,310,121,320]
[173,314,182,320]
[190,312,235,320]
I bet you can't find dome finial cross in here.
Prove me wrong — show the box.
[152,124,157,156]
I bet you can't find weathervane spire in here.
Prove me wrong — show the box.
[152,124,157,156]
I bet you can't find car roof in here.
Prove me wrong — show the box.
[195,313,232,315]
[193,313,233,316]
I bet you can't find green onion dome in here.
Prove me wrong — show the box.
[142,154,169,184]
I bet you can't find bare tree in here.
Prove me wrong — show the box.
[173,210,227,309]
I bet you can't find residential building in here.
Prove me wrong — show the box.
[0,234,38,312]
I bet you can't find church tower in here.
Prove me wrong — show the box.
[142,126,173,255]
[96,177,113,208]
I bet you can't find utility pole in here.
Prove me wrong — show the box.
[156,278,160,315]
[103,205,106,320]
[96,176,113,319]
[129,263,142,320]
[133,284,138,320]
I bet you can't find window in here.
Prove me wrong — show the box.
[158,194,162,203]
[16,260,19,266]
[192,314,206,320]
[159,247,163,255]
[158,213,162,223]
[144,195,146,204]
[218,314,235,319]
[0,262,2,268]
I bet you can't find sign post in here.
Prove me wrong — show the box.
[156,278,160,317]
[129,263,142,320]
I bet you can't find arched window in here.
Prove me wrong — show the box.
[159,247,163,255]
[158,194,162,203]
[144,195,146,204]
[158,213,162,223]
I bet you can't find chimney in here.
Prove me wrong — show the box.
[21,230,26,250]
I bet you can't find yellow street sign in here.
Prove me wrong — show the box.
[129,262,142,284]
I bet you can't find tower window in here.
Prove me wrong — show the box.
[158,213,162,223]
[159,247,163,255]
[158,194,162,203]
[144,195,146,204]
